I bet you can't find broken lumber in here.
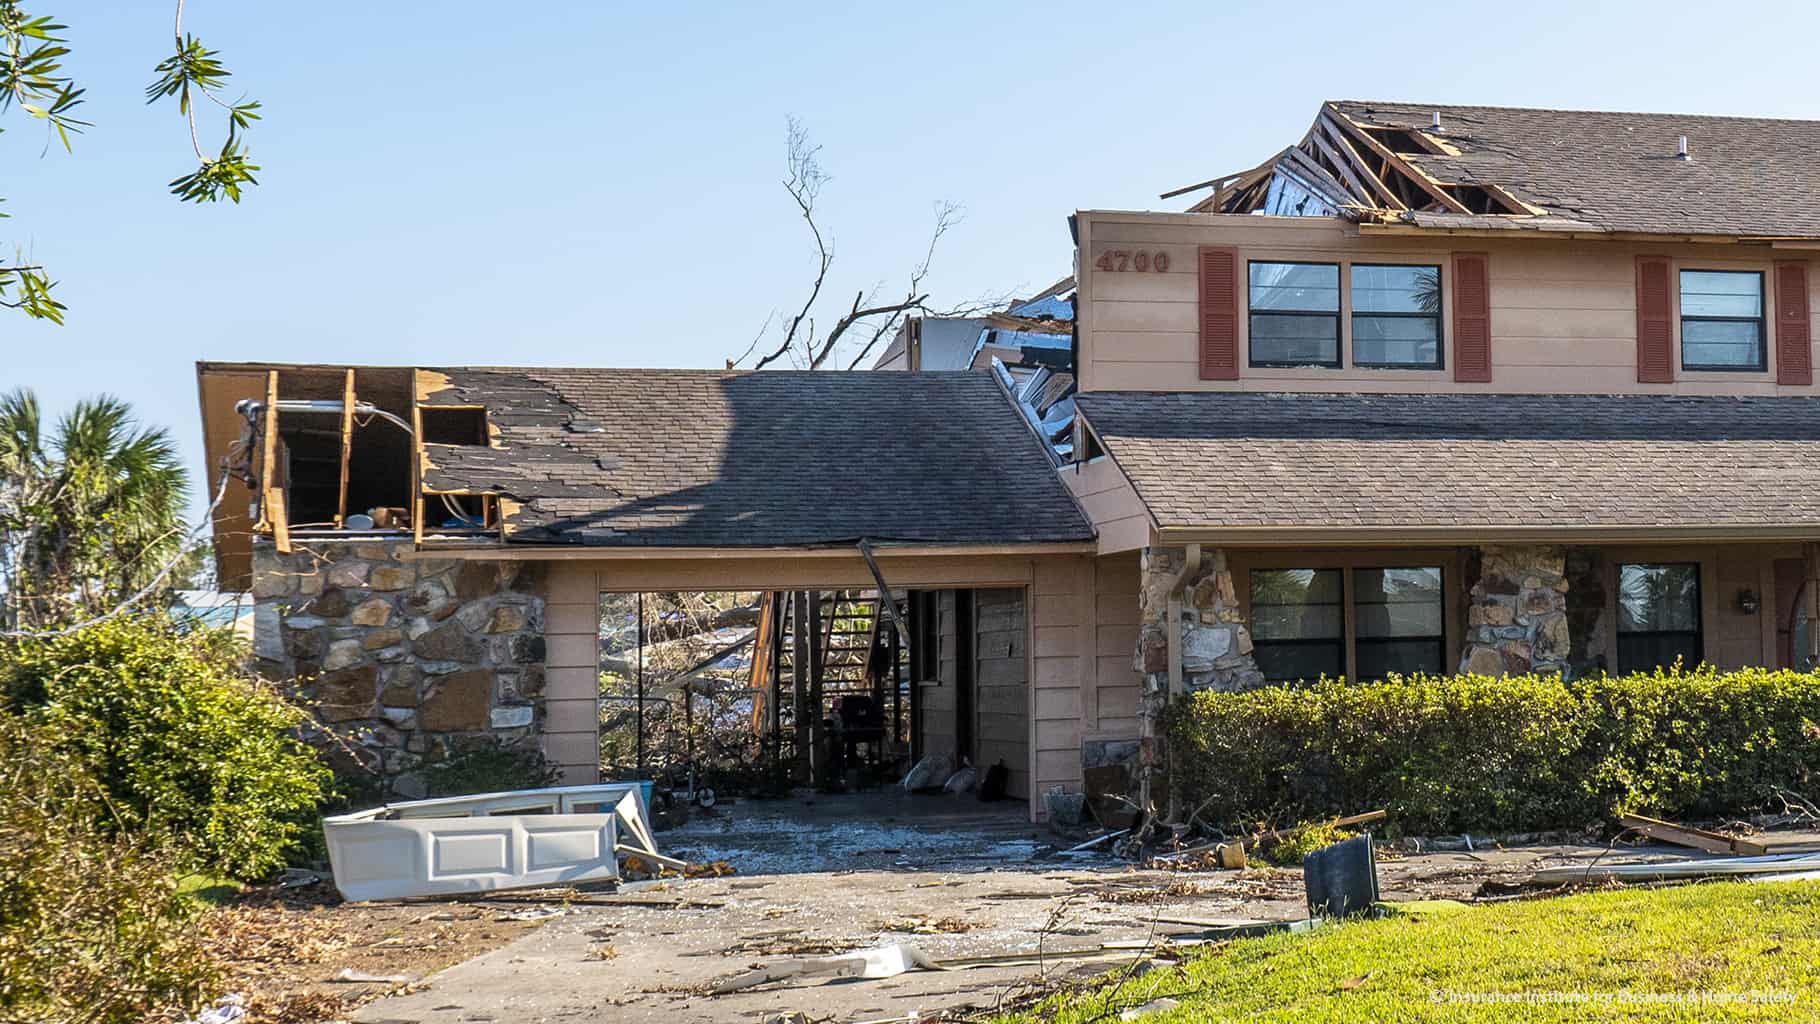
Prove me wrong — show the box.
[1244,810,1387,851]
[1618,813,1769,857]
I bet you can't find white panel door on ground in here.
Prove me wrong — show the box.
[327,813,620,902]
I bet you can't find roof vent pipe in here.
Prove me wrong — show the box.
[1432,111,1442,130]
[1677,135,1691,161]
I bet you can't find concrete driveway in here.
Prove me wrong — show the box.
[354,793,1608,1024]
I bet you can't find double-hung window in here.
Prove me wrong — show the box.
[1351,264,1442,369]
[1617,563,1702,672]
[1248,262,1340,367]
[1250,566,1446,682]
[1680,270,1765,371]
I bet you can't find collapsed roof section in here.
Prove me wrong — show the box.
[1169,100,1820,239]
[876,278,1078,458]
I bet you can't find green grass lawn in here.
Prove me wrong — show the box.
[995,881,1820,1023]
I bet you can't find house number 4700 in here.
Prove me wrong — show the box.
[1094,249,1170,273]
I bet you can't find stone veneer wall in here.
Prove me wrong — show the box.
[251,539,547,798]
[1458,544,1572,678]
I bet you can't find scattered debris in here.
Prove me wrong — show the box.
[585,943,620,961]
[1059,829,1129,857]
[329,968,414,985]
[495,905,570,922]
[880,914,975,934]
[1117,996,1181,1020]
[1096,881,1206,905]
[711,942,943,994]
[181,994,247,1024]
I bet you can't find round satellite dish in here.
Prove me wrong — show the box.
[345,513,376,531]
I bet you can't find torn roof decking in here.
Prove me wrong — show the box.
[1076,391,1820,542]
[1180,100,1820,239]
[418,366,1094,548]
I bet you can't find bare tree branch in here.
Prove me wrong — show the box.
[736,121,1026,373]
[752,117,832,371]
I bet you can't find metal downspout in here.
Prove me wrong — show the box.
[1140,543,1202,832]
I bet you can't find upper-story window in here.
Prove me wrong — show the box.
[1248,261,1340,368]
[1680,270,1765,371]
[1352,264,1442,369]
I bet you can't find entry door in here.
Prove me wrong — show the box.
[1774,560,1811,669]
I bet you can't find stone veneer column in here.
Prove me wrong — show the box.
[1458,544,1571,678]
[251,539,546,798]
[1133,546,1265,695]
[1129,547,1263,773]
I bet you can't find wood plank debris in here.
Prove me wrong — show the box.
[1618,813,1770,857]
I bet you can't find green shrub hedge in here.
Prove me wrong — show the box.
[1,617,332,877]
[1167,666,1820,835]
[0,716,216,1023]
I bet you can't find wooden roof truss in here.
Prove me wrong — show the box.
[1175,103,1531,219]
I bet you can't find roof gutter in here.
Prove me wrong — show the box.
[405,541,1099,562]
[1153,524,1820,547]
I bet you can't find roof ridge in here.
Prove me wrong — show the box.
[1330,98,1820,127]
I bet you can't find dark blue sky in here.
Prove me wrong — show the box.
[8,1,1815,509]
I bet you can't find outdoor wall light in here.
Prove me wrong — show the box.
[1737,588,1760,614]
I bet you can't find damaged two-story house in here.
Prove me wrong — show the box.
[201,100,1820,821]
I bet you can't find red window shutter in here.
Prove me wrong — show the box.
[1635,255,1674,383]
[1776,260,1813,386]
[1197,246,1240,380]
[1451,252,1492,382]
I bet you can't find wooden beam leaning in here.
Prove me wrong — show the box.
[1281,147,1362,210]
[259,370,292,554]
[1324,106,1472,214]
[1307,123,1402,211]
[411,404,425,547]
[336,368,355,527]
[857,539,911,646]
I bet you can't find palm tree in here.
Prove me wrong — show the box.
[0,389,189,629]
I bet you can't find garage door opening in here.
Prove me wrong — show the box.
[594,585,1031,813]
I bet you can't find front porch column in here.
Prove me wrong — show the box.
[1459,544,1571,677]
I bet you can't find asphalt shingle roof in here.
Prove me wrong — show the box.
[1332,100,1820,237]
[418,367,1093,547]
[1076,391,1820,533]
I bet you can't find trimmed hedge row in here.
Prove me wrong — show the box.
[1166,667,1820,835]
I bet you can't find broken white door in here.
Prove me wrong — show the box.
[324,783,666,901]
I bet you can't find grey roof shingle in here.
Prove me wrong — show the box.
[1332,100,1820,237]
[1076,391,1820,533]
[419,367,1093,547]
